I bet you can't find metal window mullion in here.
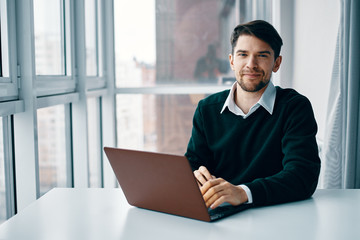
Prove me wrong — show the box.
[96,97,103,187]
[36,92,79,109]
[64,103,73,187]
[72,0,90,188]
[115,84,231,95]
[2,116,16,217]
[60,0,66,75]
[67,0,75,77]
[101,0,116,188]
[95,0,100,76]
[14,0,40,211]
[0,100,24,116]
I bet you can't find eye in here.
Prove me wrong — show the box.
[237,53,247,57]
[258,54,268,58]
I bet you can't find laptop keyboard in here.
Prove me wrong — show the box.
[208,205,236,220]
[208,204,251,221]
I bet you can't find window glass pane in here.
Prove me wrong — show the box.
[87,97,102,187]
[116,94,202,155]
[96,0,103,77]
[114,0,240,87]
[34,0,65,75]
[85,0,98,76]
[37,105,67,196]
[85,0,102,77]
[0,118,6,224]
[0,0,9,78]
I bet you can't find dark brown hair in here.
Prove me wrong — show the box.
[230,20,283,60]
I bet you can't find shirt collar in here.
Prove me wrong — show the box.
[220,81,276,117]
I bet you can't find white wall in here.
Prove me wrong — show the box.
[292,0,340,140]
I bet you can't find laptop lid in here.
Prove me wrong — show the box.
[104,147,212,222]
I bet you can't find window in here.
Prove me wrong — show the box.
[0,0,18,102]
[85,0,103,77]
[115,0,238,87]
[33,0,75,96]
[87,97,102,187]
[0,0,9,78]
[85,0,105,90]
[114,0,270,154]
[116,94,200,155]
[34,0,65,75]
[0,0,116,215]
[37,105,70,196]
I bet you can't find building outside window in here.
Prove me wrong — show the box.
[34,0,66,75]
[37,105,68,196]
[114,0,270,155]
[87,97,103,187]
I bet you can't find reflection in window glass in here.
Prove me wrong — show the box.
[87,97,102,187]
[34,0,65,75]
[0,118,6,224]
[116,94,202,155]
[0,0,9,77]
[114,0,240,87]
[37,105,67,196]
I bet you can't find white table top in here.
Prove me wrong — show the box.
[0,188,359,240]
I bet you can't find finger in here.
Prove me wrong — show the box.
[201,179,221,198]
[200,178,217,195]
[201,180,227,207]
[198,166,214,181]
[193,170,208,186]
[209,195,229,209]
[206,183,245,208]
[205,189,227,209]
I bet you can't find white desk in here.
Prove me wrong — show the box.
[0,188,359,240]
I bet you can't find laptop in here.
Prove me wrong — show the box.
[104,147,251,222]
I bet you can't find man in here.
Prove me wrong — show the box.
[194,44,229,83]
[185,20,320,209]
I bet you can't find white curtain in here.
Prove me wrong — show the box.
[320,0,360,189]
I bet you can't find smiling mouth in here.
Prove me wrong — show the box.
[241,72,262,79]
[243,73,261,77]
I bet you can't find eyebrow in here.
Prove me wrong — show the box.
[236,50,272,55]
[259,51,271,55]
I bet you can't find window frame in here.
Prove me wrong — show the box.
[86,0,106,90]
[34,0,77,97]
[0,0,18,102]
[36,103,74,196]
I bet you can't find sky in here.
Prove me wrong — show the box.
[114,0,156,64]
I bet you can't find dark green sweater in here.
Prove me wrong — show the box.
[185,87,321,206]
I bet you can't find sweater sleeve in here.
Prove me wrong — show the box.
[246,95,321,206]
[185,101,213,171]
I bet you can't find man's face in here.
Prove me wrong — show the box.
[229,35,282,92]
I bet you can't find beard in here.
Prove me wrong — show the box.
[237,70,270,92]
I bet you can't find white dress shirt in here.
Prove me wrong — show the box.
[220,80,277,203]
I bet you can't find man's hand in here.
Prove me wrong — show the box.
[193,166,215,186]
[193,166,248,209]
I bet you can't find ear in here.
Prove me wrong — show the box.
[229,54,235,71]
[272,55,282,72]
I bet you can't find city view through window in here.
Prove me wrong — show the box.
[115,0,240,155]
[16,0,253,195]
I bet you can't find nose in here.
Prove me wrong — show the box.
[246,55,258,69]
